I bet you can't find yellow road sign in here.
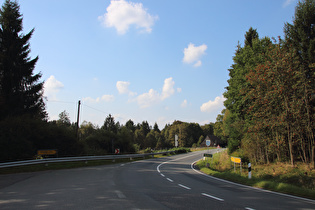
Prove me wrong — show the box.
[37,149,57,156]
[231,156,241,163]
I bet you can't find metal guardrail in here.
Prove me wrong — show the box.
[0,151,174,169]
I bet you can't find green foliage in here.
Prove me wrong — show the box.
[244,27,259,47]
[102,114,118,134]
[197,135,204,146]
[0,0,46,120]
[57,110,71,127]
[223,28,273,153]
[125,119,136,132]
[220,0,315,166]
[196,151,315,199]
[284,0,315,167]
[201,123,214,136]
[0,115,82,161]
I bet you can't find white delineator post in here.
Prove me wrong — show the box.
[248,163,252,179]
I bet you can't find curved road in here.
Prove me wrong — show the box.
[0,150,314,209]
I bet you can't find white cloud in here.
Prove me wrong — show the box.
[194,60,202,67]
[183,43,207,67]
[116,81,137,96]
[116,81,129,94]
[283,0,295,7]
[101,95,115,102]
[136,89,160,108]
[177,88,182,93]
[98,0,158,34]
[44,75,64,100]
[83,95,114,103]
[181,99,187,108]
[136,77,177,108]
[161,77,175,100]
[200,96,226,113]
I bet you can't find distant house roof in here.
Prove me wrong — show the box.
[200,135,223,147]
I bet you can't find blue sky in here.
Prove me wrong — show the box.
[13,0,297,128]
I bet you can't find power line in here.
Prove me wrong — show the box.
[46,100,76,104]
[82,103,107,114]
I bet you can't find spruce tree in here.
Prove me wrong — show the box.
[244,27,259,47]
[0,0,46,120]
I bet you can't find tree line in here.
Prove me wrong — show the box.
[77,114,220,155]
[218,0,314,166]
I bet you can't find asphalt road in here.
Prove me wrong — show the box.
[0,150,314,209]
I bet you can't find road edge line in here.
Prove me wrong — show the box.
[191,159,315,204]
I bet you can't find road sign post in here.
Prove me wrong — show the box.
[203,153,213,167]
[206,139,211,157]
[248,163,252,179]
[206,140,210,147]
[175,135,178,147]
[231,156,242,173]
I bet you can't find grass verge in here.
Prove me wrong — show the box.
[196,150,315,200]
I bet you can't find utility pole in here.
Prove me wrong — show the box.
[76,100,81,140]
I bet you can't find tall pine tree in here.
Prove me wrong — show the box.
[0,0,46,120]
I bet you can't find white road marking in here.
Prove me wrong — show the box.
[160,173,165,177]
[245,208,255,210]
[115,190,126,199]
[157,153,200,174]
[166,178,174,182]
[178,184,191,190]
[120,164,125,166]
[191,159,315,204]
[201,193,224,201]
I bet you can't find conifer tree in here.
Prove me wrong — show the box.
[0,0,46,120]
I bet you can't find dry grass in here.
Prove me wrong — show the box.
[206,150,315,190]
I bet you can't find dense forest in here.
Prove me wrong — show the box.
[0,0,314,167]
[219,0,314,166]
[0,111,219,161]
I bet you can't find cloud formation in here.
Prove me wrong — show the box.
[99,0,158,34]
[136,77,176,108]
[161,77,175,100]
[44,75,64,100]
[116,81,137,96]
[181,99,187,108]
[200,96,225,113]
[183,43,207,67]
[83,95,114,103]
[283,0,295,7]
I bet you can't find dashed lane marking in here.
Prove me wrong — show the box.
[178,184,191,190]
[166,178,174,182]
[115,190,126,199]
[201,193,224,201]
